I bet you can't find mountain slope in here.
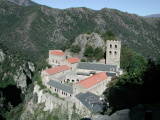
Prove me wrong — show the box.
[7,0,36,6]
[0,0,160,61]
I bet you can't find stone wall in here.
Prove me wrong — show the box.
[48,53,66,66]
[33,85,91,118]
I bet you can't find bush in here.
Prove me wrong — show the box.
[84,45,94,59]
[121,46,147,74]
[94,47,104,61]
[70,45,81,53]
[81,58,86,62]
[33,72,46,90]
[84,45,104,61]
[104,58,160,114]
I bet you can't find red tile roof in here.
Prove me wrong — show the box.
[45,65,71,75]
[50,50,64,56]
[67,57,80,64]
[77,72,107,88]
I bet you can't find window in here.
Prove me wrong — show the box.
[114,51,117,55]
[110,44,112,48]
[109,51,112,55]
[77,79,79,82]
[115,45,117,48]
[72,80,74,82]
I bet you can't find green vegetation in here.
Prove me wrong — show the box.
[81,58,87,62]
[5,104,24,120]
[71,104,81,120]
[94,47,104,61]
[84,45,104,61]
[104,49,160,114]
[84,45,94,60]
[102,31,117,40]
[43,89,64,100]
[121,46,147,75]
[70,45,81,53]
[0,0,160,64]
[21,104,80,120]
[0,0,160,119]
[33,72,46,90]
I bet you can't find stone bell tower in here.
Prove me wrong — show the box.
[106,40,121,68]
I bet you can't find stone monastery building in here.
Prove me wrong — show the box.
[41,40,122,115]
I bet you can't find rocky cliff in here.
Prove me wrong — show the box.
[0,48,35,119]
[73,33,105,57]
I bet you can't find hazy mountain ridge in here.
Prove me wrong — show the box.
[0,0,160,61]
[145,14,160,18]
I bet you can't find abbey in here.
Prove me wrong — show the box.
[41,40,122,116]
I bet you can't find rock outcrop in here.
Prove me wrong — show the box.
[92,109,130,120]
[13,62,35,92]
[0,49,35,92]
[0,49,5,63]
[73,33,105,57]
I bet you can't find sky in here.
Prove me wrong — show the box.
[32,0,160,16]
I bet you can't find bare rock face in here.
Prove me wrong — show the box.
[92,115,111,120]
[28,62,35,72]
[110,109,130,120]
[73,33,105,57]
[14,67,27,90]
[13,62,35,92]
[0,49,5,63]
[0,48,35,92]
[92,109,130,120]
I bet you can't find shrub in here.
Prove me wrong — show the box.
[70,45,81,53]
[33,72,46,90]
[94,47,104,61]
[84,46,104,61]
[84,45,94,59]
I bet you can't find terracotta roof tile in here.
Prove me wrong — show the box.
[45,65,71,75]
[78,72,107,88]
[67,57,80,64]
[50,50,64,56]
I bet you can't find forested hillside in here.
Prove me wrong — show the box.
[0,0,160,62]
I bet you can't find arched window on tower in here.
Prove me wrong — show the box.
[115,45,117,48]
[109,51,112,55]
[114,51,117,56]
[110,44,112,48]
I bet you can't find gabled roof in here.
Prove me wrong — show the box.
[78,62,117,72]
[76,92,105,113]
[44,65,71,75]
[67,57,80,64]
[50,50,64,56]
[47,80,73,94]
[77,72,107,88]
